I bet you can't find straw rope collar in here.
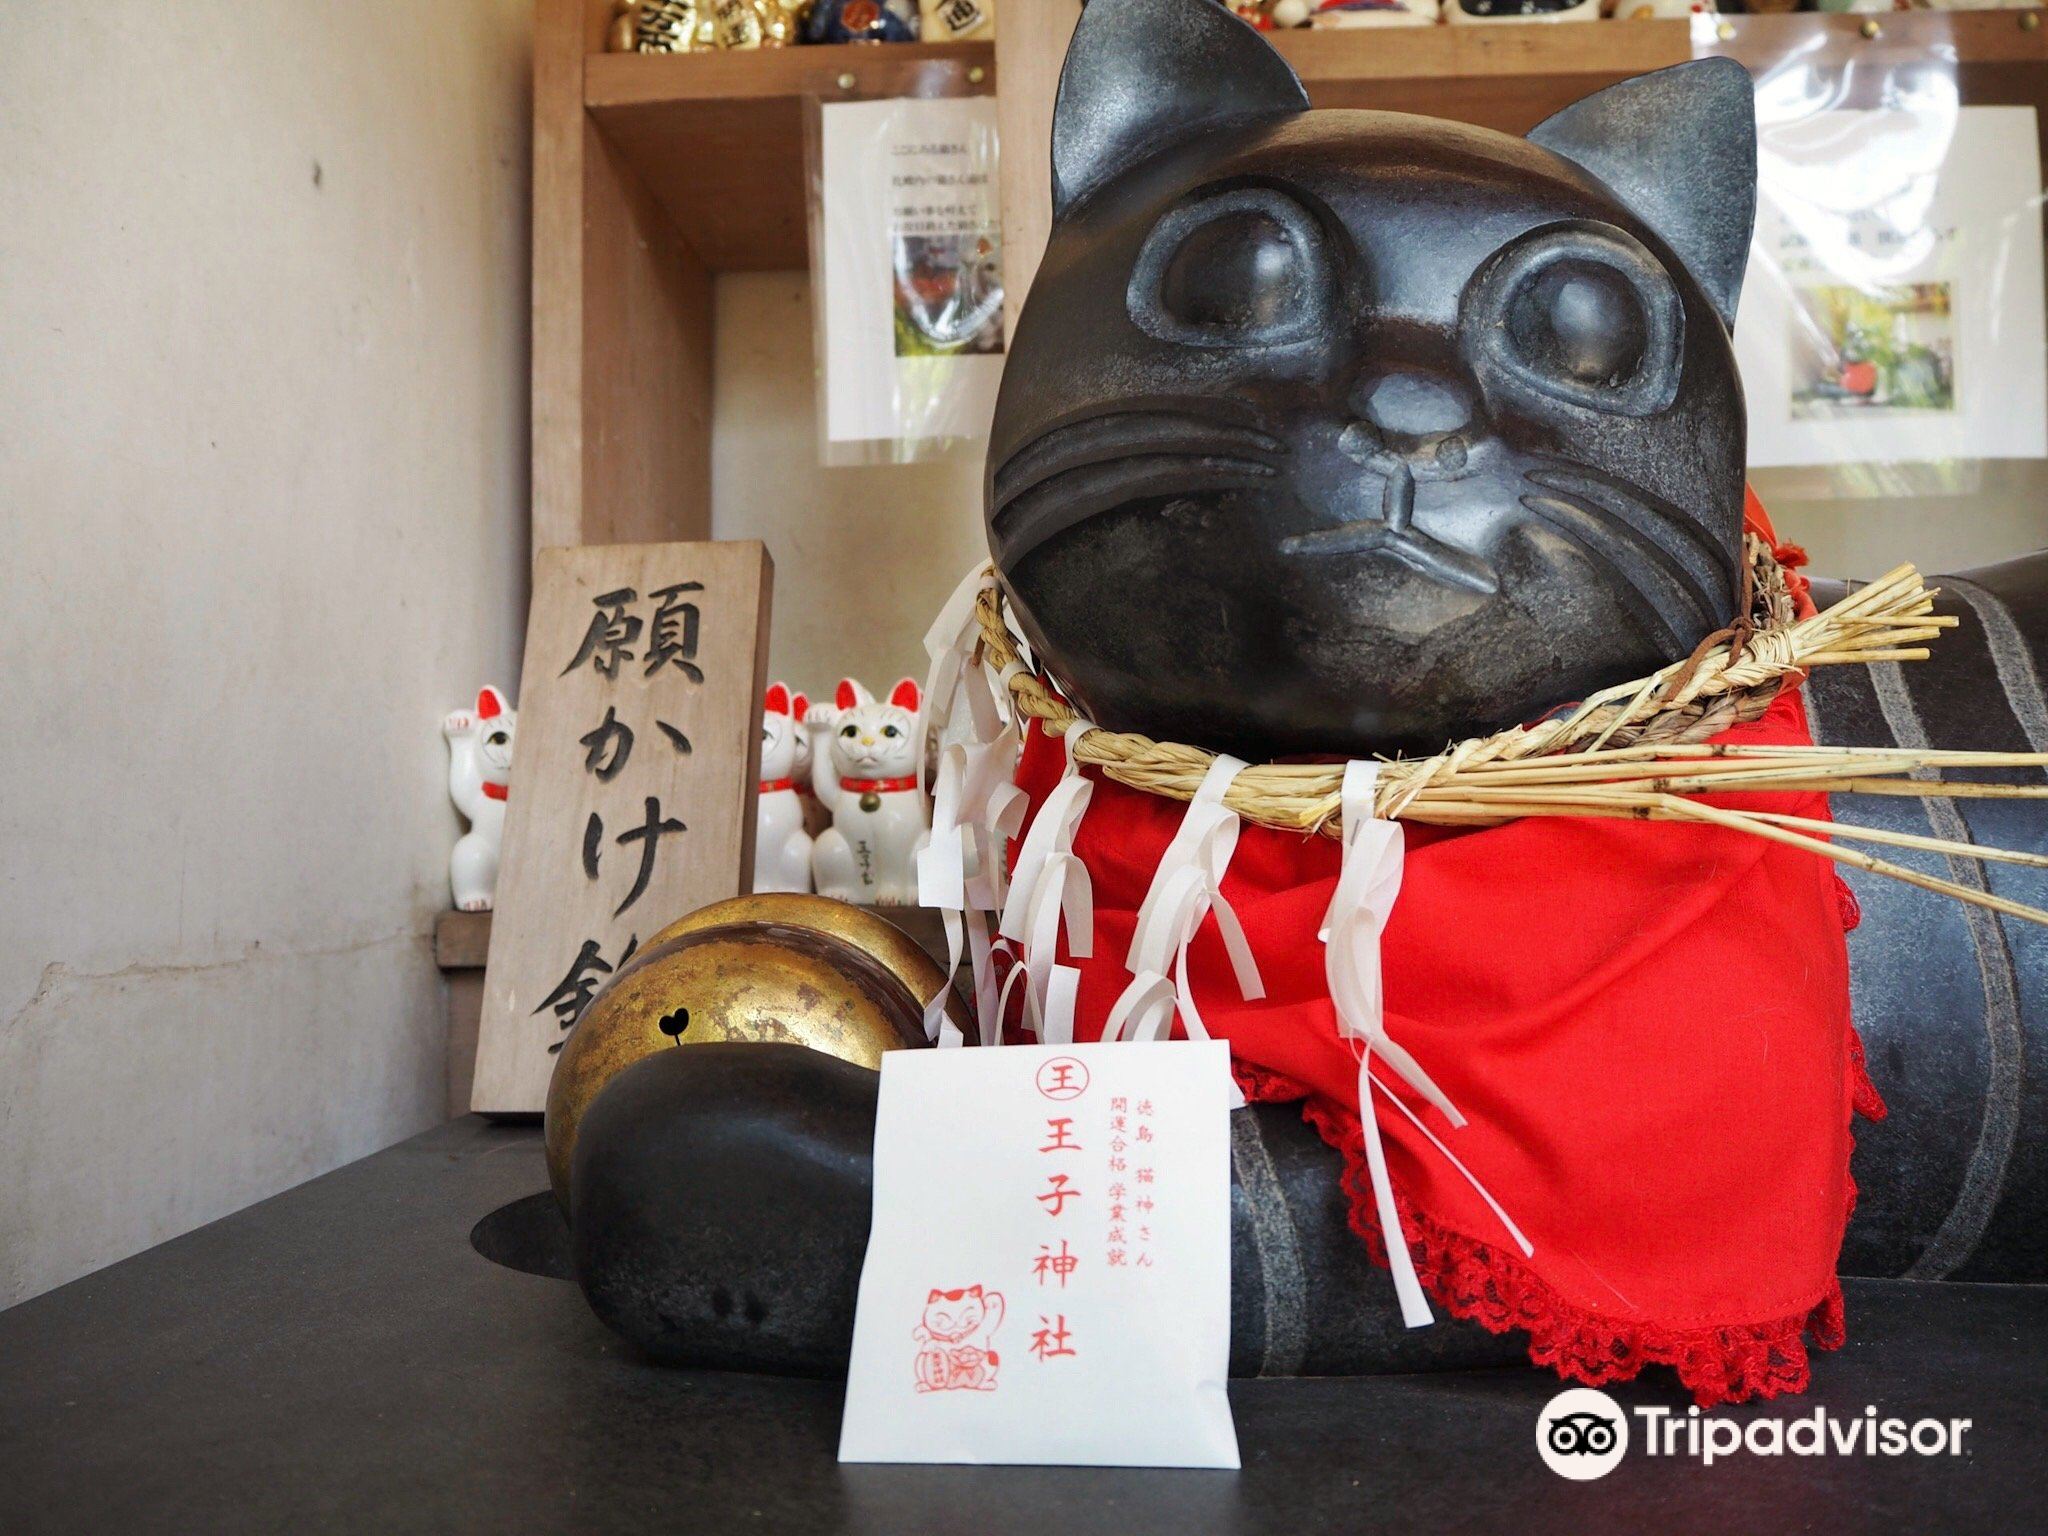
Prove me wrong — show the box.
[970,538,2048,929]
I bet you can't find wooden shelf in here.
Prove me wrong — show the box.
[583,27,1670,270]
[1275,14,1687,130]
[580,13,2048,277]
[587,41,995,271]
[435,909,495,969]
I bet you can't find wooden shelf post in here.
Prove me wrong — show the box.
[533,0,715,557]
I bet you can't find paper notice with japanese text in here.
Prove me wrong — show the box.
[839,1042,1238,1468]
[809,95,1004,464]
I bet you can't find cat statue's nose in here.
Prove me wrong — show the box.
[1352,370,1472,441]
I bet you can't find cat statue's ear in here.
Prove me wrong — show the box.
[1528,58,1757,331]
[1051,0,1308,222]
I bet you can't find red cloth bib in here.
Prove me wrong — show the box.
[1004,514,1881,1405]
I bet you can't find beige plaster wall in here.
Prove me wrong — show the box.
[0,0,533,1304]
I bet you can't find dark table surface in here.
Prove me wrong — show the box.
[2,1116,2042,1535]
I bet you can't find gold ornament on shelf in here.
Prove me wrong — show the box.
[543,892,964,1210]
[610,0,704,52]
[609,0,810,51]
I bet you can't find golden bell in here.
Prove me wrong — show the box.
[543,893,966,1211]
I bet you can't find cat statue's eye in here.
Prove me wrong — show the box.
[882,725,900,738]
[1508,263,1645,387]
[1128,186,1330,348]
[841,724,858,738]
[1463,222,1683,418]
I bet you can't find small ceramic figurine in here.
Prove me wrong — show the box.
[1610,0,1714,18]
[608,0,806,51]
[1306,0,1441,26]
[1444,0,1599,22]
[805,0,919,43]
[608,0,702,51]
[791,688,815,784]
[444,686,515,912]
[808,678,928,905]
[708,0,809,46]
[921,0,993,42]
[754,682,815,895]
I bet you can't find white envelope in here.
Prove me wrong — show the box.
[838,1041,1240,1468]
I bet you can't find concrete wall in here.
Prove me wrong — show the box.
[0,1,533,1305]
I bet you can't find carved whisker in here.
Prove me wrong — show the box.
[990,451,1281,567]
[992,407,1282,511]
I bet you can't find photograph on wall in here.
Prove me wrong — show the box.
[893,232,1004,359]
[1736,104,2046,469]
[1787,281,1955,420]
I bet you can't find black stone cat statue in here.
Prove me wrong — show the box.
[558,0,2048,1376]
[995,0,1753,758]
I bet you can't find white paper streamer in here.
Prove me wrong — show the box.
[1322,761,1533,1329]
[918,564,996,775]
[995,721,1097,1043]
[915,564,1025,1049]
[1105,757,1265,1108]
[920,731,1024,1046]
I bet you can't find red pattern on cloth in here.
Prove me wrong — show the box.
[1002,494,1881,1404]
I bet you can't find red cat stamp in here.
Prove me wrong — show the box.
[912,1285,1005,1393]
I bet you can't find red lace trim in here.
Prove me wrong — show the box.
[1847,1023,1887,1124]
[1834,873,1864,934]
[1234,1049,1883,1408]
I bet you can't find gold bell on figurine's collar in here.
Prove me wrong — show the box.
[543,891,966,1211]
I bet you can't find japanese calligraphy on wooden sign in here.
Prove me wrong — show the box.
[469,541,773,1113]
[840,1042,1239,1467]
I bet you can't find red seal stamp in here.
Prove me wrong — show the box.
[1035,1056,1089,1101]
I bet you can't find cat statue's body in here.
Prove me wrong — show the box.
[562,0,1780,1385]
[754,683,814,894]
[809,678,928,905]
[443,686,516,912]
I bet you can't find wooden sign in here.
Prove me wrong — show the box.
[470,541,773,1113]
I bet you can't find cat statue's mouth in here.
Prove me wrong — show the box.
[1278,518,1498,596]
[1279,417,1498,595]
